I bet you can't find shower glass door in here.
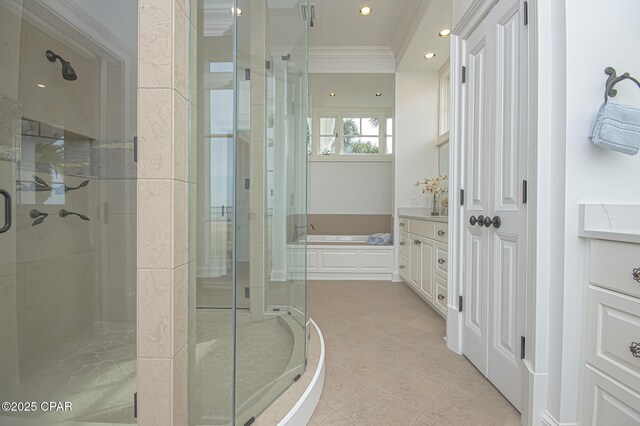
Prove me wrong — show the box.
[192,0,309,424]
[0,1,137,424]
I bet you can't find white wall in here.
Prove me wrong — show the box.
[394,72,439,209]
[308,162,392,214]
[308,73,395,216]
[544,0,640,423]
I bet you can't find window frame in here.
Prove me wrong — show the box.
[310,108,393,161]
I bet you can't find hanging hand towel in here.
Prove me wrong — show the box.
[589,102,640,155]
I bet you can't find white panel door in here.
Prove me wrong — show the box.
[488,0,527,411]
[462,13,492,377]
[462,0,527,412]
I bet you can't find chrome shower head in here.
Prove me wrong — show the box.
[46,50,78,81]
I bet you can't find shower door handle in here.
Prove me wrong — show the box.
[0,189,12,233]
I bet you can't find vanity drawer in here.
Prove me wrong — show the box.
[399,232,409,257]
[398,217,408,231]
[582,364,640,426]
[590,240,640,299]
[586,285,640,392]
[434,222,448,243]
[399,254,410,281]
[434,274,447,316]
[409,219,435,239]
[435,242,448,278]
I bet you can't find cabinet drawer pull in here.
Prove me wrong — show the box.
[414,240,421,245]
[399,265,405,269]
[633,268,640,283]
[631,342,640,358]
[400,242,405,246]
[437,294,445,300]
[438,258,445,264]
[438,230,445,237]
[399,222,405,227]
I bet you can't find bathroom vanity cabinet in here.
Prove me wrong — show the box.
[398,215,448,318]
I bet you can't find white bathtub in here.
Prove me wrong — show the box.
[300,235,394,280]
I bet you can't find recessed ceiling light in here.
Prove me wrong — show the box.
[375,92,382,97]
[329,92,336,97]
[231,7,242,16]
[359,6,372,16]
[37,84,46,88]
[424,52,436,60]
[438,29,451,37]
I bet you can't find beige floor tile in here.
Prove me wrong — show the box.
[424,387,517,426]
[319,411,355,425]
[447,364,514,410]
[319,364,369,411]
[374,366,446,412]
[412,414,443,425]
[308,400,337,425]
[337,386,421,425]
[406,351,466,386]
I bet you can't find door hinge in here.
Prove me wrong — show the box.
[523,180,528,204]
[521,336,526,359]
[133,136,138,163]
[244,287,250,298]
[266,60,271,70]
[245,68,251,80]
[460,189,465,206]
[462,66,467,83]
[524,1,529,26]
[458,295,463,312]
[133,392,137,418]
[293,373,302,382]
[244,417,256,426]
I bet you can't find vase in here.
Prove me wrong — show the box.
[431,193,439,216]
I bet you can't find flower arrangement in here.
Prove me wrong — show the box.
[415,175,448,195]
[415,175,448,216]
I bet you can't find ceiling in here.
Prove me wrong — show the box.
[396,0,452,71]
[310,73,395,109]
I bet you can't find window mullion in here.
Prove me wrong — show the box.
[336,113,342,155]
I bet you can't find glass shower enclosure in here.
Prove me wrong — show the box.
[191,0,309,424]
[0,0,137,424]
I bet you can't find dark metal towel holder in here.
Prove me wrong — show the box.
[604,67,640,104]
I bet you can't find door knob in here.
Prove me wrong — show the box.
[487,216,502,229]
[469,216,477,226]
[633,268,640,283]
[630,342,640,358]
[477,215,485,227]
[438,258,445,264]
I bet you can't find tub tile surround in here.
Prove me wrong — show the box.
[307,214,393,236]
[137,0,192,423]
[308,281,520,426]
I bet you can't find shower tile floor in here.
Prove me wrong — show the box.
[0,313,297,426]
[308,280,522,426]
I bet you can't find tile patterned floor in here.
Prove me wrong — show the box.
[308,280,521,426]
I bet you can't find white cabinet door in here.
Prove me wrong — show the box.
[462,0,527,412]
[420,238,434,301]
[410,235,422,289]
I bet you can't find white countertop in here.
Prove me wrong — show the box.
[398,208,448,222]
[578,204,640,244]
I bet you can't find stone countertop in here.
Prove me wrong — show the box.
[397,207,448,222]
[578,204,640,244]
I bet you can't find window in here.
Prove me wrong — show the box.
[318,117,337,155]
[343,117,379,154]
[310,111,393,159]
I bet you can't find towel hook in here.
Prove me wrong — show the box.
[604,67,640,104]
